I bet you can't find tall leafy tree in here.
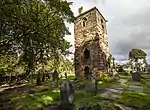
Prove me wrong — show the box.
[0,0,75,76]
[129,49,147,71]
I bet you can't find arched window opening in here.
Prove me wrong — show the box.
[101,19,103,24]
[102,25,104,29]
[82,17,87,27]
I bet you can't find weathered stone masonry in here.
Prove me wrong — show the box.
[74,7,109,78]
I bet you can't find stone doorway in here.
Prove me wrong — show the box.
[84,48,90,65]
[84,66,91,79]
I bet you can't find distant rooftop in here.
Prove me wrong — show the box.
[76,7,107,22]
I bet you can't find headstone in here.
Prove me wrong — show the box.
[60,80,74,109]
[53,70,59,81]
[86,74,98,93]
[53,70,59,87]
[132,72,141,82]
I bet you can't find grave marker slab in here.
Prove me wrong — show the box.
[132,72,141,82]
[85,74,98,93]
[60,79,74,109]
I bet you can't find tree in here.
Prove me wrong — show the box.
[0,0,75,77]
[44,53,73,73]
[143,58,148,65]
[78,6,83,15]
[129,49,147,71]
[0,54,16,75]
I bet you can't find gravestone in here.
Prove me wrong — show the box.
[28,89,36,94]
[86,74,98,93]
[53,70,59,81]
[132,72,141,82]
[60,80,74,109]
[53,70,59,87]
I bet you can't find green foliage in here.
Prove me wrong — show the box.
[101,73,110,82]
[74,91,118,110]
[42,54,74,73]
[32,90,60,106]
[129,49,147,61]
[67,74,75,80]
[0,0,75,75]
[100,101,117,110]
[11,90,60,110]
[0,54,15,74]
[143,58,148,65]
[0,53,25,76]
[117,91,150,109]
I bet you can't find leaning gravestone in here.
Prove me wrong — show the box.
[60,79,74,110]
[132,72,141,82]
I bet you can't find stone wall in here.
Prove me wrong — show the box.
[74,7,109,79]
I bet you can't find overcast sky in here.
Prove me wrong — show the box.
[65,0,150,64]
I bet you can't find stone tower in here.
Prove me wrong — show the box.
[74,7,109,79]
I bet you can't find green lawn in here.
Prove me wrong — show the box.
[1,72,150,110]
[117,91,150,109]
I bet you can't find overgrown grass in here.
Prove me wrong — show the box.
[11,89,60,110]
[74,90,117,110]
[3,72,150,110]
[10,88,118,110]
[117,91,150,109]
[67,73,75,80]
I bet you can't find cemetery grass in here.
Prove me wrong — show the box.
[1,73,150,110]
[116,91,150,109]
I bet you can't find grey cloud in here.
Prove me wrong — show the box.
[114,55,127,61]
[108,6,150,62]
[67,0,150,63]
[94,0,106,5]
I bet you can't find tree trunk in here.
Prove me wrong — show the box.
[42,72,45,82]
[36,72,41,85]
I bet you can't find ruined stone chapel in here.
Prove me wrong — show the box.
[74,7,110,78]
